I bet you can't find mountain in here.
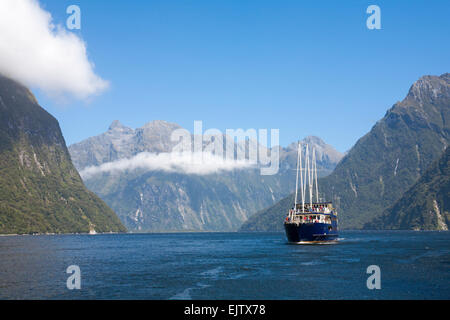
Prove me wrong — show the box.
[69,123,343,232]
[0,74,126,234]
[279,136,344,176]
[364,147,449,230]
[69,120,182,169]
[240,73,450,231]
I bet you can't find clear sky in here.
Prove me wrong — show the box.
[32,0,450,152]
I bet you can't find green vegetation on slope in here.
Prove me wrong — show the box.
[365,147,449,230]
[0,74,126,234]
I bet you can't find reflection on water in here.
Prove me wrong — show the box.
[0,231,449,299]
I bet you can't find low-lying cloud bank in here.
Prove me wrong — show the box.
[79,152,257,179]
[0,0,108,99]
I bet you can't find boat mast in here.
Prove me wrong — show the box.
[305,145,313,209]
[299,143,305,213]
[294,141,300,211]
[294,144,319,214]
[313,147,319,203]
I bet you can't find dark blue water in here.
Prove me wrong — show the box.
[0,231,449,299]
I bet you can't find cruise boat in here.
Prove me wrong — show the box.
[284,143,338,244]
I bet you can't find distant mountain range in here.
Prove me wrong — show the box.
[240,73,450,231]
[69,124,344,232]
[69,120,183,170]
[0,74,126,234]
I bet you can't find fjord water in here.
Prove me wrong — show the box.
[0,231,448,299]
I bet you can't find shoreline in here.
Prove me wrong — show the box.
[0,231,124,237]
[0,229,448,237]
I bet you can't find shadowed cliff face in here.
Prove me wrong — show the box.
[0,75,62,152]
[0,74,126,234]
[241,73,450,231]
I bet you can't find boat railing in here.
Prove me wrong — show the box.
[288,208,333,215]
[285,213,332,225]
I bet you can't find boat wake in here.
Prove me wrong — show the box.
[287,239,339,245]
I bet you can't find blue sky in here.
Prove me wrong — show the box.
[33,0,450,152]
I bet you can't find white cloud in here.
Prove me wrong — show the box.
[0,0,108,99]
[79,152,256,179]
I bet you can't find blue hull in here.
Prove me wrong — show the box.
[284,222,338,243]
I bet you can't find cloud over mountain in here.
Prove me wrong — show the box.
[79,151,256,179]
[0,0,108,99]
